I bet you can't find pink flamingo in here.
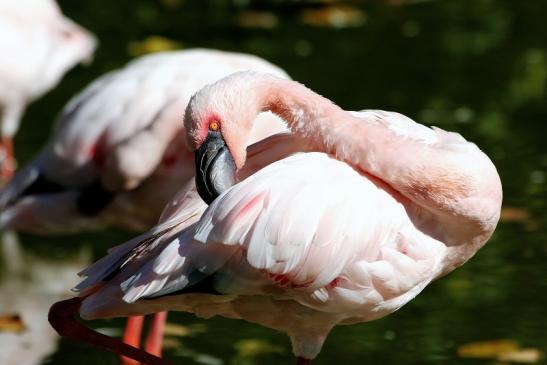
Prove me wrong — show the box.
[0,50,288,233]
[0,0,96,180]
[50,72,502,364]
[1,52,289,363]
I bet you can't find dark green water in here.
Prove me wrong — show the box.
[5,0,547,364]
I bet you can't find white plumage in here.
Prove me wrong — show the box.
[0,49,289,233]
[0,0,96,178]
[74,134,448,359]
[69,72,502,362]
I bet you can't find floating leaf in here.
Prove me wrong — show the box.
[0,314,25,333]
[128,36,183,57]
[234,339,284,358]
[300,5,366,28]
[458,340,543,363]
[164,323,192,337]
[164,322,207,337]
[498,348,543,364]
[458,339,519,358]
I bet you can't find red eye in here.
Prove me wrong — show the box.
[209,121,220,131]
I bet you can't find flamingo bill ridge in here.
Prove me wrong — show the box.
[194,129,237,204]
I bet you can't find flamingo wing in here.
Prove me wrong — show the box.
[75,180,208,294]
[75,133,305,299]
[80,152,446,319]
[193,153,445,298]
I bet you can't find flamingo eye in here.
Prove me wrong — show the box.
[209,121,220,131]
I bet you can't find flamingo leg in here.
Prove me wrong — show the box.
[121,316,145,365]
[144,311,168,357]
[0,137,15,182]
[296,357,312,365]
[48,297,173,365]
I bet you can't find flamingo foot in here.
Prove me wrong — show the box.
[296,357,312,365]
[144,311,168,357]
[48,298,173,365]
[121,316,145,365]
[0,137,15,182]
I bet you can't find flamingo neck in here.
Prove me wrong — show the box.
[250,77,499,249]
[250,76,380,180]
[257,77,349,154]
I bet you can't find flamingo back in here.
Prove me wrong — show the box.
[78,152,446,323]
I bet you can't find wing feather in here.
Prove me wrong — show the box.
[74,181,207,294]
[193,152,410,291]
[81,150,447,317]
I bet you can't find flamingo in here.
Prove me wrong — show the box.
[1,52,289,363]
[0,0,96,181]
[0,50,289,234]
[49,72,503,364]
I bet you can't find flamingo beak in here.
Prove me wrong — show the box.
[194,131,236,204]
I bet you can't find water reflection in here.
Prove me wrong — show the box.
[0,233,90,365]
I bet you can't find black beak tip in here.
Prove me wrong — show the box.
[194,162,217,205]
[194,132,237,205]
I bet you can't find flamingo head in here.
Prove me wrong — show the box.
[184,71,266,204]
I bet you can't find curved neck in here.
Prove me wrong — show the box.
[245,75,501,254]
[249,76,381,184]
[256,77,351,153]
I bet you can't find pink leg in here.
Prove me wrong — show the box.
[48,298,173,365]
[296,357,312,365]
[121,316,145,365]
[144,311,168,357]
[0,137,15,182]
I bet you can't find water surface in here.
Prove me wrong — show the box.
[2,0,546,364]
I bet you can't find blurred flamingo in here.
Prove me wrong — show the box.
[0,236,90,365]
[50,72,502,364]
[0,50,288,233]
[1,52,289,363]
[0,0,96,181]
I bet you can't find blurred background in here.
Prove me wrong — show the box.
[1,0,546,364]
